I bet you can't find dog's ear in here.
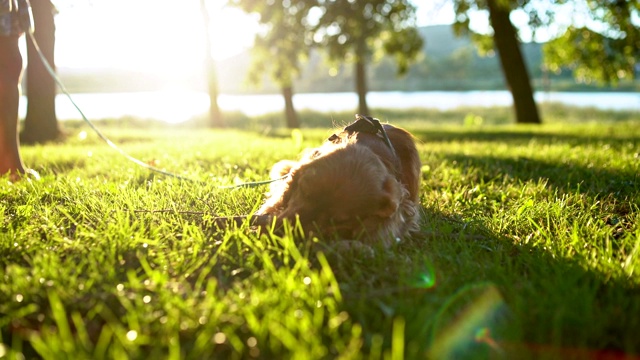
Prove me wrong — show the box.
[375,177,400,218]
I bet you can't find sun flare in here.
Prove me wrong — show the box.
[53,0,258,72]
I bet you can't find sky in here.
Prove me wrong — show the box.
[36,1,596,73]
[51,0,253,70]
[44,1,458,71]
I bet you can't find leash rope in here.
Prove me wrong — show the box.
[27,30,286,189]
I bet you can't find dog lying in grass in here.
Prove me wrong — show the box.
[257,115,421,246]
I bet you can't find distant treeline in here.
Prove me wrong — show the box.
[59,25,639,94]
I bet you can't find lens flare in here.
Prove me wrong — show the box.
[429,283,507,359]
[475,327,502,353]
[429,283,637,359]
[410,259,437,289]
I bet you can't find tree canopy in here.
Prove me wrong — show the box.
[452,0,542,123]
[543,1,640,85]
[229,0,317,127]
[453,0,639,85]
[230,0,312,90]
[308,0,423,114]
[310,0,423,74]
[231,0,423,118]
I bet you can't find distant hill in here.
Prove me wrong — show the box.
[58,25,637,94]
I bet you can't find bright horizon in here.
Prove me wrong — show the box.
[24,1,600,75]
[38,1,458,72]
[49,0,259,70]
[16,1,635,122]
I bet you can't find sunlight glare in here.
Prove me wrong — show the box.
[54,0,258,72]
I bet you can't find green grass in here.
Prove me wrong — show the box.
[1,106,639,359]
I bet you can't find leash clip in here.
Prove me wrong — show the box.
[327,114,398,157]
[351,114,398,158]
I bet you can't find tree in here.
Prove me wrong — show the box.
[22,0,62,143]
[453,0,541,124]
[543,1,639,85]
[229,0,315,128]
[453,0,639,123]
[200,0,224,128]
[311,0,423,115]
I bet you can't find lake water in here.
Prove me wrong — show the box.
[19,90,640,123]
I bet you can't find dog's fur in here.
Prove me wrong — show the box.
[257,121,421,246]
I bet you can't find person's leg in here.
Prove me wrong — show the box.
[0,34,26,177]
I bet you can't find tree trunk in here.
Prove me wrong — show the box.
[487,0,541,124]
[205,56,223,127]
[22,0,61,144]
[282,86,299,128]
[200,0,224,128]
[355,60,370,116]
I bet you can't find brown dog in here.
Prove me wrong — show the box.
[257,115,421,246]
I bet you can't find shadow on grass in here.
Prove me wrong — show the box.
[5,123,639,357]
[326,208,640,358]
[443,153,639,200]
[326,126,639,356]
[411,127,640,147]
[2,202,638,358]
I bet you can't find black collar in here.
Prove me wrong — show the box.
[328,114,397,158]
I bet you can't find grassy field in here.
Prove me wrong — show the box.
[1,106,639,359]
